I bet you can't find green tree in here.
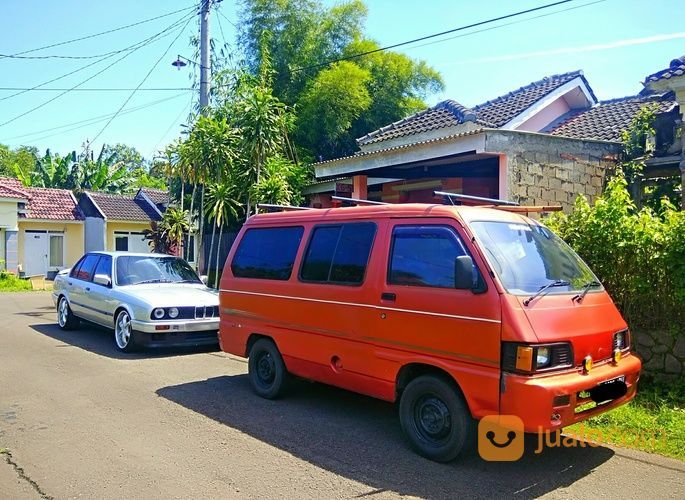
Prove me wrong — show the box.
[69,144,133,193]
[238,0,444,159]
[204,181,242,287]
[0,144,38,184]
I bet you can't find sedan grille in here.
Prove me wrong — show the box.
[194,305,219,319]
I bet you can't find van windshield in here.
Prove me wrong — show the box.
[470,221,599,295]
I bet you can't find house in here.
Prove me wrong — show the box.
[0,177,84,277]
[642,55,685,208]
[77,188,197,265]
[308,65,680,210]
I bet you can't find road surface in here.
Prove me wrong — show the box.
[1,292,683,499]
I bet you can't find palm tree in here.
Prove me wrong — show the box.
[204,181,242,287]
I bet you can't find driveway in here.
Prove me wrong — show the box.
[1,292,684,499]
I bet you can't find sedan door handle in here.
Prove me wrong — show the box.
[85,287,91,292]
[381,292,396,301]
[67,281,72,286]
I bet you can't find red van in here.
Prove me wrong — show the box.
[218,203,640,461]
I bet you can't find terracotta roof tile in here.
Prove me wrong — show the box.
[139,188,169,206]
[645,56,685,83]
[548,93,676,142]
[357,71,592,146]
[87,191,162,221]
[0,178,83,220]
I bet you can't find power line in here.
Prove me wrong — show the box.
[148,95,194,159]
[0,12,195,129]
[0,87,194,92]
[2,94,189,144]
[291,0,575,74]
[89,15,196,146]
[0,13,195,102]
[0,4,199,60]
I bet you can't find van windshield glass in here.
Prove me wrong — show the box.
[470,221,598,295]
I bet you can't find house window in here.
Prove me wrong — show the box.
[115,236,128,251]
[49,234,64,268]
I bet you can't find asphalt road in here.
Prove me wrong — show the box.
[1,292,684,499]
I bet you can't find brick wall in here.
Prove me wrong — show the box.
[485,130,621,211]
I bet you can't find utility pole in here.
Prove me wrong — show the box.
[199,0,211,113]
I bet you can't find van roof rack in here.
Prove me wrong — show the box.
[331,196,389,206]
[433,191,519,207]
[256,203,314,212]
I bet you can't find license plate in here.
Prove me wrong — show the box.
[599,375,625,385]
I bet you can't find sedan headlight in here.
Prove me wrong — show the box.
[152,308,165,319]
[168,307,179,319]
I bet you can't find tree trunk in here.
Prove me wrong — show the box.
[197,184,206,274]
[188,182,197,267]
[215,223,224,288]
[207,218,216,288]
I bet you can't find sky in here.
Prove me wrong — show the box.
[0,0,683,160]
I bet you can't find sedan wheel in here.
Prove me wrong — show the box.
[114,310,137,352]
[57,297,78,330]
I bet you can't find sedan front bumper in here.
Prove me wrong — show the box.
[131,318,219,347]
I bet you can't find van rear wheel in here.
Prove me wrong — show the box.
[248,339,288,399]
[399,375,473,462]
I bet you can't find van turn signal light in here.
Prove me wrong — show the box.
[515,346,534,372]
[612,349,621,364]
[583,355,593,373]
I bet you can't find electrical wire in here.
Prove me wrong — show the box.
[2,93,189,144]
[89,15,196,146]
[0,4,198,60]
[0,87,193,92]
[0,12,195,128]
[0,13,195,102]
[290,0,574,73]
[147,94,194,159]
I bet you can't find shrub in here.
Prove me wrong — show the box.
[545,172,685,331]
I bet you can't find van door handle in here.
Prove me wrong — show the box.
[381,292,396,301]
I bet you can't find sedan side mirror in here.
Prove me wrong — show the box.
[93,274,111,287]
[454,256,474,290]
[200,275,209,285]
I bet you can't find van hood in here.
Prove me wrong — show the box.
[506,291,627,365]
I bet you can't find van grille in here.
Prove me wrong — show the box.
[552,345,572,366]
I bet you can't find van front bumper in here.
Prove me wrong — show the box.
[500,353,641,432]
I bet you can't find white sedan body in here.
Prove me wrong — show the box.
[52,251,219,350]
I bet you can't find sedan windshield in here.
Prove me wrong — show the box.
[115,256,201,286]
[470,221,599,295]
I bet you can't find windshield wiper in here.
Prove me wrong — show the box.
[177,279,201,283]
[134,279,173,285]
[572,280,602,303]
[523,280,571,306]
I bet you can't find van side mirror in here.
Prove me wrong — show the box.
[454,256,474,290]
[93,274,111,287]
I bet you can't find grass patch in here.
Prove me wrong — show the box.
[568,376,685,460]
[0,272,32,292]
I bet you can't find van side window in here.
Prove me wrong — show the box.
[388,225,469,288]
[231,227,304,280]
[300,222,376,285]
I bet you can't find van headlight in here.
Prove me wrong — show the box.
[536,346,551,368]
[152,308,165,319]
[502,342,573,373]
[168,307,179,319]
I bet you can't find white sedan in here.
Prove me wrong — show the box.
[53,252,219,352]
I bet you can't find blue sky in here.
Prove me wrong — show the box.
[0,0,682,159]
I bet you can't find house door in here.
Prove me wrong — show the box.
[24,232,48,276]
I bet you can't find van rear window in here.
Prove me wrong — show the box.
[231,227,304,280]
[300,223,376,285]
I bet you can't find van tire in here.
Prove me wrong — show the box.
[248,339,288,399]
[399,374,473,462]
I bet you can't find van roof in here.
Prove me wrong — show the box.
[247,203,538,226]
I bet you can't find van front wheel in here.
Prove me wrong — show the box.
[399,375,473,462]
[248,339,288,399]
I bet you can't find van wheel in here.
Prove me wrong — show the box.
[248,339,288,399]
[399,375,473,462]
